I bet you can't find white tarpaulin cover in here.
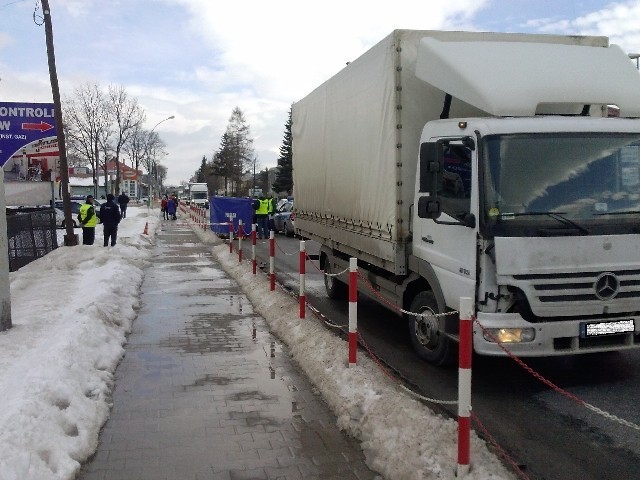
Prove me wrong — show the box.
[292,30,623,270]
[416,38,640,117]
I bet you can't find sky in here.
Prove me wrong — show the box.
[1,0,640,185]
[0,206,514,480]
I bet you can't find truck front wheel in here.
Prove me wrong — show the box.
[408,291,454,366]
[323,260,348,300]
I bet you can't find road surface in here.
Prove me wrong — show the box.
[244,234,640,480]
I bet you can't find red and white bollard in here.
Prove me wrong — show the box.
[228,221,234,254]
[457,297,474,478]
[299,241,306,319]
[348,257,357,367]
[269,231,275,291]
[238,220,243,262]
[251,224,257,275]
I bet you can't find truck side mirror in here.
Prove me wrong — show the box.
[419,142,443,193]
[417,195,442,219]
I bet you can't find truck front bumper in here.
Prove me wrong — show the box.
[474,312,640,357]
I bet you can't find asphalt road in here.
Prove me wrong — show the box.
[248,234,640,480]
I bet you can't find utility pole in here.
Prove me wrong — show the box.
[253,158,256,195]
[41,0,77,246]
[0,167,10,331]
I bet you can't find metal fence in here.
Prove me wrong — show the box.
[6,208,58,272]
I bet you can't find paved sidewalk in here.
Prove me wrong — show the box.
[79,221,380,480]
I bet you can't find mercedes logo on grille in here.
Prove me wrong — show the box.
[594,272,620,301]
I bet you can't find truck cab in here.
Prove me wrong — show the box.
[416,117,640,361]
[189,183,209,209]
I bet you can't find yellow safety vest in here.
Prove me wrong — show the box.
[79,203,98,227]
[256,199,270,215]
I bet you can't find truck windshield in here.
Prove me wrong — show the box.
[482,133,640,236]
[192,192,207,199]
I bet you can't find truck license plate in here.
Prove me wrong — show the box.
[580,319,635,338]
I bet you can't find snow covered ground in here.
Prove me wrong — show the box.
[0,205,514,480]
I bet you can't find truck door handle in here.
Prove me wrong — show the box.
[422,236,434,244]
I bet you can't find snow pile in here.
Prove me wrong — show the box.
[204,234,514,480]
[0,208,159,480]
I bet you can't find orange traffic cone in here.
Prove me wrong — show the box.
[143,222,149,235]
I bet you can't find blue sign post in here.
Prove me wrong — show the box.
[0,102,57,168]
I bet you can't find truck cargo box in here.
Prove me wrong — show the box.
[292,29,610,274]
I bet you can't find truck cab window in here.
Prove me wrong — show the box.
[440,144,472,219]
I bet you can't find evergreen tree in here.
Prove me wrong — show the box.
[196,155,207,182]
[211,133,234,195]
[227,107,253,194]
[272,107,293,195]
[211,107,254,196]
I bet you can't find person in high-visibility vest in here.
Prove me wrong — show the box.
[255,195,271,239]
[78,195,98,245]
[266,194,276,233]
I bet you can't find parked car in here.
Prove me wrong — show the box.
[54,199,101,226]
[53,208,76,228]
[272,201,295,237]
[5,205,73,229]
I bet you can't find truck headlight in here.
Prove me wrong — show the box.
[482,328,535,343]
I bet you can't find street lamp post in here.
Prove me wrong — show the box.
[147,115,174,208]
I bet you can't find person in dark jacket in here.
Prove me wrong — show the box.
[166,195,177,220]
[100,194,121,247]
[117,191,130,219]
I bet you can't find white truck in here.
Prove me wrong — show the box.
[292,29,640,365]
[188,182,209,209]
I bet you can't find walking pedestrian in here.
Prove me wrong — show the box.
[117,191,130,219]
[100,194,121,247]
[78,195,98,245]
[161,196,168,220]
[167,195,177,220]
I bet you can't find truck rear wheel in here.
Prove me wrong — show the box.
[324,260,348,300]
[408,291,454,366]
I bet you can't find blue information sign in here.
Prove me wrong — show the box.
[0,102,57,167]
[211,196,254,235]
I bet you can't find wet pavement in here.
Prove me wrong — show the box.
[79,221,380,480]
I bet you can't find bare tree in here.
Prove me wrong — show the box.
[141,132,166,175]
[140,131,167,197]
[123,125,146,173]
[156,164,167,193]
[108,85,145,194]
[63,83,112,196]
[98,131,113,198]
